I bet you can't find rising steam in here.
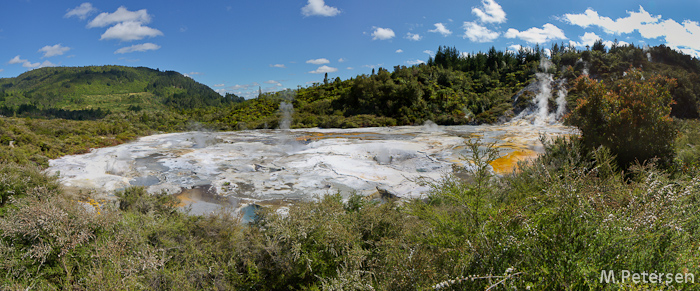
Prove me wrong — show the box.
[511,56,568,125]
[279,102,293,130]
[643,45,652,62]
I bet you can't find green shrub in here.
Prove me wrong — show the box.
[674,119,700,174]
[568,68,678,169]
[0,162,59,214]
[0,186,116,287]
[115,187,178,216]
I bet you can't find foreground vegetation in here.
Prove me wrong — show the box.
[1,43,700,289]
[1,122,699,289]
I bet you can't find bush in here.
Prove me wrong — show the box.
[0,162,59,214]
[568,68,678,169]
[0,186,116,286]
[674,119,700,174]
[115,187,178,216]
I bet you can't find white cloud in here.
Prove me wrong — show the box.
[263,85,285,92]
[615,40,631,47]
[504,23,566,44]
[301,0,340,17]
[338,58,346,62]
[395,49,404,53]
[265,80,283,87]
[23,61,40,68]
[85,6,162,43]
[38,60,57,68]
[88,6,151,28]
[114,43,160,54]
[7,56,53,68]
[429,23,452,36]
[184,72,204,78]
[347,67,354,70]
[423,50,435,56]
[544,48,553,57]
[642,20,700,57]
[371,27,395,40]
[568,32,602,48]
[270,64,286,68]
[214,84,225,87]
[472,0,507,24]
[236,82,259,90]
[463,22,500,42]
[229,84,253,91]
[65,2,97,20]
[406,59,425,65]
[38,44,71,58]
[507,44,526,53]
[362,64,383,69]
[405,32,422,41]
[309,65,338,74]
[562,6,660,35]
[8,55,27,65]
[568,32,630,49]
[100,21,163,41]
[0,69,3,73]
[306,58,330,65]
[564,6,700,58]
[221,81,273,99]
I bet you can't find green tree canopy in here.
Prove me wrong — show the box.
[568,68,678,168]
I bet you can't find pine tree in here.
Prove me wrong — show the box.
[592,39,606,53]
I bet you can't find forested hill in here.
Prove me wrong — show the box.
[187,43,700,130]
[0,65,241,119]
[1,43,699,126]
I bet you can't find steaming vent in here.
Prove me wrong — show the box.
[279,102,293,130]
[509,57,568,126]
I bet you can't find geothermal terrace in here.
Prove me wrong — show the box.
[48,121,574,215]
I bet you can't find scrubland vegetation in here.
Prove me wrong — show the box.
[1,43,700,289]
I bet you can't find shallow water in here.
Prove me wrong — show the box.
[48,123,575,214]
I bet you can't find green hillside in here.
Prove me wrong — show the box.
[0,65,235,119]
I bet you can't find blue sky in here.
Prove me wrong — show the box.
[2,0,700,98]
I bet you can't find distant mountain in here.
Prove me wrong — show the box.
[0,65,233,119]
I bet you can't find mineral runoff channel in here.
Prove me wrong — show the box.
[48,122,575,217]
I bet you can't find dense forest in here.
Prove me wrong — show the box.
[1,43,700,289]
[178,42,700,131]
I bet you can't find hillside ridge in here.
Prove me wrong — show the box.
[0,65,234,118]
